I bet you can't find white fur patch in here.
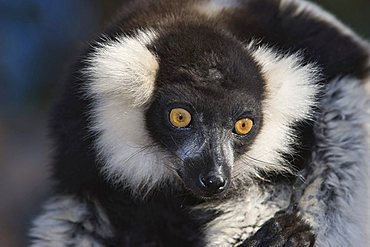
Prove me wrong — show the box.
[30,196,112,247]
[84,29,175,195]
[85,29,159,107]
[234,44,320,180]
[91,103,174,195]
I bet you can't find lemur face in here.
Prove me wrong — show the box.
[85,24,318,198]
[145,26,264,198]
[145,91,262,199]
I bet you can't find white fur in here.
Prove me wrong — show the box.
[85,29,159,107]
[365,75,370,239]
[84,29,175,195]
[30,196,112,247]
[234,44,320,181]
[296,78,370,246]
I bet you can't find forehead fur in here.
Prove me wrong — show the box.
[152,24,265,98]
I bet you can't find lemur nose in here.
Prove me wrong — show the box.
[199,173,227,194]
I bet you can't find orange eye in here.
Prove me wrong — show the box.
[169,108,192,128]
[234,118,253,135]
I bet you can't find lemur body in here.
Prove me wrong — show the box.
[30,0,370,246]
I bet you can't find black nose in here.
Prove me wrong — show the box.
[199,173,228,195]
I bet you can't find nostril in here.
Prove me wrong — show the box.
[199,174,227,193]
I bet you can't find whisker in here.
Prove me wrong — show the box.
[231,151,299,183]
[170,135,181,150]
[120,144,156,165]
[243,154,277,167]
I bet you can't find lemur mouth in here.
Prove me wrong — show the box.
[188,185,230,201]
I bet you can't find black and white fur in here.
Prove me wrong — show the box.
[29,0,370,246]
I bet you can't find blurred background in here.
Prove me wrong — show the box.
[0,0,369,246]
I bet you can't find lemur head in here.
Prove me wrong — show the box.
[84,24,319,199]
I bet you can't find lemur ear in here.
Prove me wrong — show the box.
[84,29,159,107]
[81,30,173,195]
[249,44,320,122]
[236,44,320,178]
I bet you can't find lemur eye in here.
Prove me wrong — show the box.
[169,108,192,128]
[234,118,253,135]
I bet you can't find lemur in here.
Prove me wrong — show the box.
[29,0,370,246]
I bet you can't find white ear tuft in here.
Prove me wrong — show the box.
[84,29,159,107]
[235,43,320,180]
[83,29,175,197]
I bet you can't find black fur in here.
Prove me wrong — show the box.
[239,213,315,247]
[221,0,369,80]
[38,0,369,246]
